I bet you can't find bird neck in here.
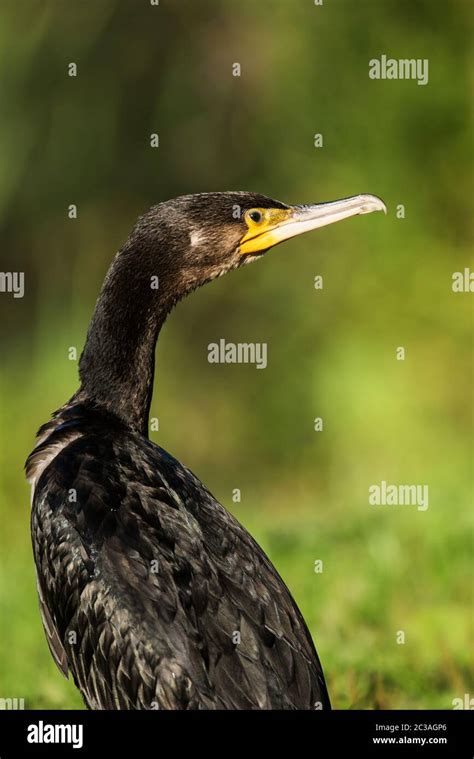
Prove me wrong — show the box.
[77,240,178,436]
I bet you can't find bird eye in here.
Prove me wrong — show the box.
[248,210,264,224]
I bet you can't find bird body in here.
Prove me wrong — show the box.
[27,191,385,709]
[28,402,329,709]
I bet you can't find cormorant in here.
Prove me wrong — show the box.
[26,191,385,710]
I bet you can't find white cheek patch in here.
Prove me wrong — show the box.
[190,229,205,247]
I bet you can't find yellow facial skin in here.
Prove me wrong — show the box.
[239,208,294,255]
[239,195,387,256]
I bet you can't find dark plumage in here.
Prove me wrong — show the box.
[27,190,385,709]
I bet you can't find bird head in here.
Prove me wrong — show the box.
[80,190,386,429]
[131,191,386,294]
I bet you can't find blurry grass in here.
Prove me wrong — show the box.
[250,509,472,710]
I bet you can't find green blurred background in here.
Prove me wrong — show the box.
[0,0,472,709]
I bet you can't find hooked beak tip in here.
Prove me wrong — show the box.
[356,194,387,215]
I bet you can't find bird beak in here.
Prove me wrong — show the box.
[239,194,387,255]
